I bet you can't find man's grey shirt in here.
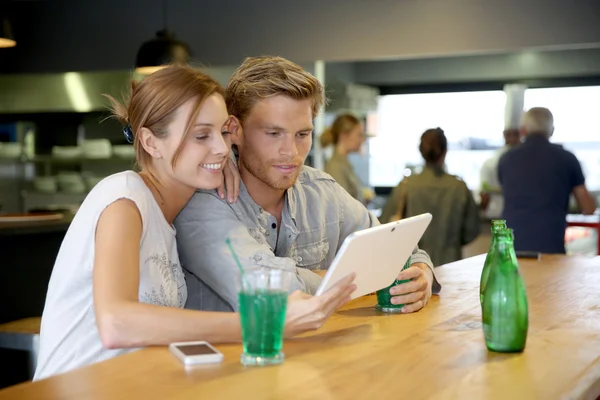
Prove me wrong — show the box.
[174,166,440,312]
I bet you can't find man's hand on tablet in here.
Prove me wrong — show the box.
[387,263,434,313]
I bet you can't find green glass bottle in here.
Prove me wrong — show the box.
[482,228,529,353]
[479,219,507,305]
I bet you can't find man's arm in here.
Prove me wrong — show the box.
[174,191,320,311]
[480,157,500,193]
[568,154,595,215]
[573,185,596,215]
[334,182,441,295]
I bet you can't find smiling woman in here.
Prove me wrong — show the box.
[33,65,241,380]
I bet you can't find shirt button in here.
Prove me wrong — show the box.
[254,254,262,262]
[271,223,277,229]
[297,256,303,262]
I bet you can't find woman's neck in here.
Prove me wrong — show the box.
[335,141,349,156]
[425,162,445,172]
[138,170,194,224]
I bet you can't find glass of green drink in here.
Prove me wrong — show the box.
[375,256,412,313]
[238,269,292,366]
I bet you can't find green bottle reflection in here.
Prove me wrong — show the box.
[482,228,529,353]
[479,219,507,306]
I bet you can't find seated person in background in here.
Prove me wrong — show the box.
[175,56,441,315]
[479,128,521,219]
[34,66,355,380]
[379,128,480,266]
[499,107,596,254]
[321,113,374,204]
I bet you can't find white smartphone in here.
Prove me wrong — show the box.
[169,341,224,365]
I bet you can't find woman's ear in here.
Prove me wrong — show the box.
[139,127,162,159]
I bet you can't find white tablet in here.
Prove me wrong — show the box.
[315,213,432,299]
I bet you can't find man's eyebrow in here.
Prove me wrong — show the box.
[259,125,286,131]
[258,125,314,132]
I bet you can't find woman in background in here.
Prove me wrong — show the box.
[34,66,356,380]
[380,128,480,266]
[321,113,374,204]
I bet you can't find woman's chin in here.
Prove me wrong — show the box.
[193,175,223,191]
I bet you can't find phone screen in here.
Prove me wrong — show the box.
[176,344,219,356]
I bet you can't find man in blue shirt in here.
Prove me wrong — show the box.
[498,107,595,253]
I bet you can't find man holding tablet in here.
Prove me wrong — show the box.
[175,56,441,314]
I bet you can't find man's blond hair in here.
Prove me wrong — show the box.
[226,56,325,122]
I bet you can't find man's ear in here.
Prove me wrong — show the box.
[228,116,243,147]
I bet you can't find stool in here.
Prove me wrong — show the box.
[0,317,41,380]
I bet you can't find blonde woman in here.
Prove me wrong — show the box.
[321,114,374,204]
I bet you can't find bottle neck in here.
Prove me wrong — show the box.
[496,237,517,265]
[490,228,506,244]
[491,223,506,236]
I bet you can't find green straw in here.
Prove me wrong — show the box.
[225,237,251,289]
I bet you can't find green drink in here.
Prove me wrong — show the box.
[237,269,292,366]
[482,228,529,353]
[375,256,411,313]
[480,220,507,306]
[239,290,287,360]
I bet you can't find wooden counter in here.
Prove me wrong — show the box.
[0,213,73,236]
[1,254,599,400]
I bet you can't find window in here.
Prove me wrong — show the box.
[369,91,506,189]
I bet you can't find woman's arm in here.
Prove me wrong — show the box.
[461,183,481,246]
[93,198,241,349]
[93,199,357,349]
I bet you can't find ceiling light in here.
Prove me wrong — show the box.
[0,18,16,48]
[134,29,190,75]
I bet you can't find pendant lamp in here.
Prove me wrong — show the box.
[0,17,16,48]
[134,0,190,75]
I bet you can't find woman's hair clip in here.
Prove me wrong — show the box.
[123,125,134,144]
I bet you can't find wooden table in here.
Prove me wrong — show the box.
[1,254,600,400]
